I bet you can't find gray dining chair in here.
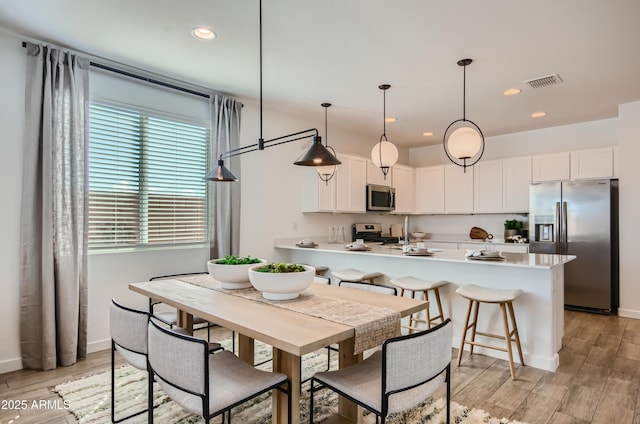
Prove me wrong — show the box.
[109,299,153,423]
[147,317,291,424]
[309,319,453,424]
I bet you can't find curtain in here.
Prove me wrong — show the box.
[20,43,89,370]
[208,94,242,259]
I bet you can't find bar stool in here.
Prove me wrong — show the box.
[456,284,524,380]
[331,268,382,285]
[390,276,448,332]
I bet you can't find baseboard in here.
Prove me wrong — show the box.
[0,357,23,374]
[617,308,640,320]
[88,338,111,354]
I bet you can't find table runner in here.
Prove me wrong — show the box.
[176,274,400,355]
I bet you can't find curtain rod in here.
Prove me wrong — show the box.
[21,41,228,101]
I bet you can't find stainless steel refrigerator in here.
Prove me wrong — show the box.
[529,179,619,314]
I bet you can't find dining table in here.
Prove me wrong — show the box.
[129,276,427,424]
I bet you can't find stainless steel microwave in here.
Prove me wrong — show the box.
[366,184,395,211]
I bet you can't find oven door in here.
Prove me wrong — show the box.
[367,184,395,211]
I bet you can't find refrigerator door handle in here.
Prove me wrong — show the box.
[555,202,562,253]
[562,201,568,254]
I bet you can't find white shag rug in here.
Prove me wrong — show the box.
[55,338,528,424]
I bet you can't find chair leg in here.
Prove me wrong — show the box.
[507,301,525,366]
[500,302,517,380]
[423,290,432,329]
[469,300,480,355]
[446,365,451,424]
[433,287,445,324]
[457,299,473,366]
[309,379,315,424]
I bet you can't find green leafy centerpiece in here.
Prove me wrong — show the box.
[207,255,267,289]
[248,262,315,300]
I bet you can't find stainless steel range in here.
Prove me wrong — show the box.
[352,223,399,244]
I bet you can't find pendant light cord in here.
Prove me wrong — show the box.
[462,62,466,121]
[382,88,387,139]
[325,106,328,146]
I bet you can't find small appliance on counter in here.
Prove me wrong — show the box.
[352,223,399,244]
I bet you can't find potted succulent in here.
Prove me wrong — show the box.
[504,219,523,239]
[207,255,267,289]
[248,263,315,300]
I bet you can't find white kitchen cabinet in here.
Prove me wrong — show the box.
[473,160,503,213]
[336,154,366,213]
[503,156,532,212]
[415,166,445,214]
[570,147,614,180]
[391,164,415,214]
[444,165,474,213]
[532,152,571,182]
[366,160,392,186]
[301,167,336,212]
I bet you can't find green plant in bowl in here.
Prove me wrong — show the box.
[215,255,263,265]
[504,219,523,230]
[256,263,306,273]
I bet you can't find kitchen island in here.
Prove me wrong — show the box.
[274,239,575,372]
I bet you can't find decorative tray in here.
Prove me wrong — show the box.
[296,242,318,248]
[403,251,433,256]
[467,255,506,261]
[345,246,371,251]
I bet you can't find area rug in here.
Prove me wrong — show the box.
[55,338,527,424]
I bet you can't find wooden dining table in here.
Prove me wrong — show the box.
[129,278,426,424]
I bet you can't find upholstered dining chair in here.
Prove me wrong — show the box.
[109,299,152,423]
[309,319,453,424]
[147,317,292,424]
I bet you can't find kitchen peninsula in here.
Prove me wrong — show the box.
[275,239,575,372]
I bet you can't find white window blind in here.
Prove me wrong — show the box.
[88,102,209,249]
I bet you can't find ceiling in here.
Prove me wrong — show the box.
[1,0,639,148]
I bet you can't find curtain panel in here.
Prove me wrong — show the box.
[20,43,89,370]
[208,95,242,259]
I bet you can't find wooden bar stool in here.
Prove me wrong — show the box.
[331,268,382,285]
[456,284,525,380]
[390,276,448,332]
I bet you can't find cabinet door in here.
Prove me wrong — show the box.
[444,165,474,213]
[301,167,336,212]
[532,152,570,182]
[391,165,415,214]
[415,166,445,214]
[570,147,614,180]
[473,160,503,213]
[503,156,532,213]
[336,155,366,213]
[366,160,392,186]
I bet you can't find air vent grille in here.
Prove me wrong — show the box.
[524,74,563,89]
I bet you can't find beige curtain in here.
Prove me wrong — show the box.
[20,43,89,370]
[208,95,242,259]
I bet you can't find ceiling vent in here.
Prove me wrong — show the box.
[524,74,563,89]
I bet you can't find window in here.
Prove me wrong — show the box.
[88,102,210,249]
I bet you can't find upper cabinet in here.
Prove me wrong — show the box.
[391,164,415,214]
[444,165,474,213]
[502,156,532,213]
[302,152,365,213]
[570,147,614,180]
[415,166,445,214]
[366,160,392,186]
[336,154,366,213]
[473,160,503,213]
[532,152,571,182]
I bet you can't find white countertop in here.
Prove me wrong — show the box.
[274,239,574,269]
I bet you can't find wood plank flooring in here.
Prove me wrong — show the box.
[1,310,639,423]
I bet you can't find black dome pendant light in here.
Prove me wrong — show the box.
[443,58,485,173]
[204,0,341,182]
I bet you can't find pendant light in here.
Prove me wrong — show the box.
[204,0,341,182]
[370,84,398,180]
[316,103,338,184]
[443,58,485,173]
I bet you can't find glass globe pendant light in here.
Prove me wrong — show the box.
[370,84,398,179]
[316,103,337,184]
[443,58,485,172]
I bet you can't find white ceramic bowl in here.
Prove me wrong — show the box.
[412,232,427,240]
[248,264,315,300]
[207,258,267,289]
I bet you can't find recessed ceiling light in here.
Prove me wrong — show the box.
[191,27,216,41]
[503,88,521,96]
[531,111,546,118]
[422,132,434,137]
[384,117,397,123]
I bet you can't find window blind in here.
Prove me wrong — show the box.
[88,103,209,249]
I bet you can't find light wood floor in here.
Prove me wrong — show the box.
[1,310,639,424]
